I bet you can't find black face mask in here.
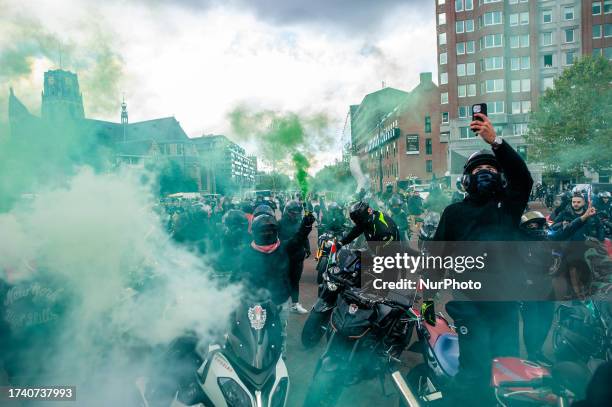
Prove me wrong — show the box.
[253,229,278,246]
[468,169,501,199]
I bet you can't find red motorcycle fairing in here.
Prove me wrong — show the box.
[492,357,557,405]
[413,308,460,377]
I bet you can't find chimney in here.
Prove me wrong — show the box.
[419,72,432,85]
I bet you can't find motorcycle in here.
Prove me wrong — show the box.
[303,288,415,407]
[400,301,587,406]
[141,297,289,407]
[418,212,440,252]
[315,229,345,285]
[301,246,364,349]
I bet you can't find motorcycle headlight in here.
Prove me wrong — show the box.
[271,377,289,407]
[217,377,251,407]
[327,282,338,291]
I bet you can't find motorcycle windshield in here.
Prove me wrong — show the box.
[227,300,282,371]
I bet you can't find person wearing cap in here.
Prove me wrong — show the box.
[431,112,533,404]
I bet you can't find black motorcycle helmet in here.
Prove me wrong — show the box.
[240,200,254,214]
[520,211,548,240]
[222,209,248,230]
[283,200,303,221]
[251,214,279,246]
[461,149,504,195]
[349,201,370,225]
[253,204,275,219]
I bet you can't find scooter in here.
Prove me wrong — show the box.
[140,297,289,407]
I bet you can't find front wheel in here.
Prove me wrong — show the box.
[303,364,344,407]
[301,310,329,348]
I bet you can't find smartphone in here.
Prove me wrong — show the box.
[471,103,487,132]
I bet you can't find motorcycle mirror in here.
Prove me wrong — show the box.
[421,300,436,326]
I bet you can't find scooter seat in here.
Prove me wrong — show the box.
[433,333,459,377]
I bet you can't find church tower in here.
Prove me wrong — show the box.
[41,69,85,121]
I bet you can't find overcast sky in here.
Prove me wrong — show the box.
[0,0,436,171]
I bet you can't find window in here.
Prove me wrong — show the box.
[459,127,473,139]
[456,21,464,34]
[438,0,445,5]
[465,20,474,32]
[514,123,528,136]
[522,101,531,113]
[510,13,519,26]
[593,2,601,15]
[438,13,446,25]
[564,6,574,20]
[565,28,575,43]
[512,101,521,114]
[456,0,463,12]
[542,77,554,90]
[467,83,476,97]
[510,35,519,48]
[439,33,447,45]
[483,11,503,26]
[521,79,531,92]
[593,24,602,39]
[594,48,602,56]
[465,0,473,11]
[425,116,431,133]
[520,35,529,48]
[457,42,466,55]
[520,12,529,25]
[606,24,612,37]
[440,72,448,84]
[457,63,466,76]
[606,0,612,14]
[458,106,470,118]
[483,0,502,3]
[544,54,553,67]
[487,101,504,114]
[458,85,467,97]
[542,9,552,23]
[511,34,530,48]
[542,32,553,46]
[466,41,475,54]
[441,92,448,104]
[483,56,503,71]
[605,47,612,60]
[426,160,433,173]
[440,52,447,65]
[441,112,449,123]
[467,62,475,75]
[426,139,432,155]
[484,78,504,93]
[565,51,575,65]
[511,57,520,70]
[521,56,530,69]
[483,33,503,48]
[511,79,520,93]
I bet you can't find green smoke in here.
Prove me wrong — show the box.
[228,105,329,190]
[293,152,310,197]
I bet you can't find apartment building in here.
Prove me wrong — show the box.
[435,0,610,179]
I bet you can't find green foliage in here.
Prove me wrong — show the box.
[525,56,612,174]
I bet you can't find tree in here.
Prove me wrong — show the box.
[312,162,356,196]
[157,160,198,196]
[525,55,612,174]
[255,172,291,191]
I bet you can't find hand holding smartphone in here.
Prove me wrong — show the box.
[471,103,487,131]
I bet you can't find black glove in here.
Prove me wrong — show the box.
[302,212,316,227]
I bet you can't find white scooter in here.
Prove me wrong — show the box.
[139,297,290,407]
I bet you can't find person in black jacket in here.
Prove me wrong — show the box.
[339,201,400,250]
[432,112,533,404]
[553,193,604,242]
[277,201,312,314]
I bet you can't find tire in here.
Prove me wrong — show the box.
[303,364,344,407]
[316,256,328,284]
[301,311,328,348]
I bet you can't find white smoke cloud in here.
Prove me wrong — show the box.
[0,166,240,404]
